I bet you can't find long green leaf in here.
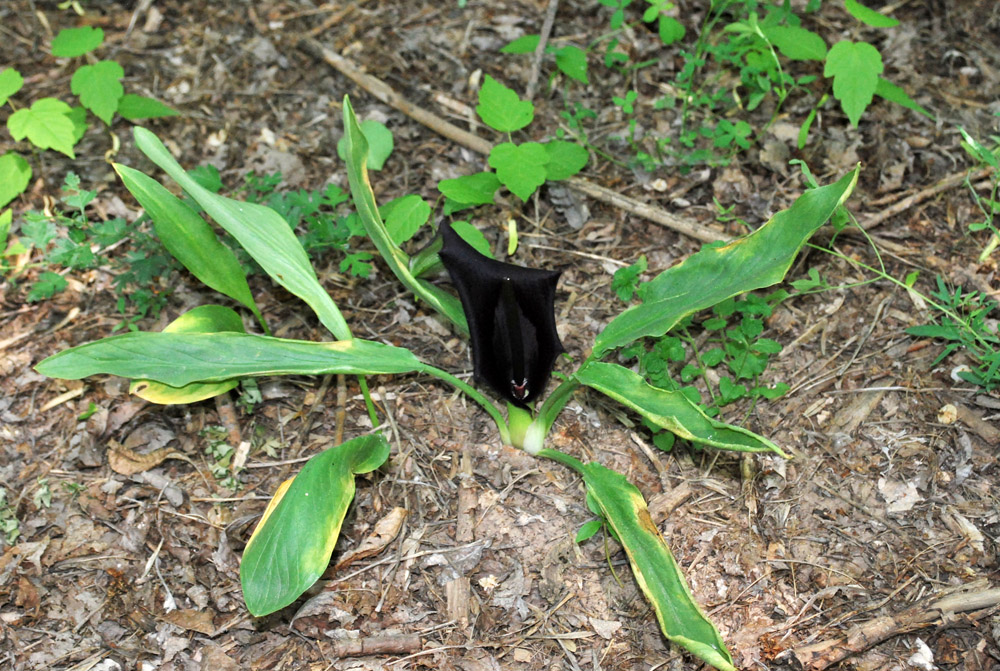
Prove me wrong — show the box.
[582,462,736,671]
[241,433,391,615]
[341,96,469,335]
[594,168,858,356]
[35,332,423,387]
[575,361,786,456]
[129,305,244,404]
[114,163,266,329]
[131,126,351,340]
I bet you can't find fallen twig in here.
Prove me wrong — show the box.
[295,38,726,244]
[862,166,993,230]
[526,0,561,100]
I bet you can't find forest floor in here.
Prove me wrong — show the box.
[1,1,999,670]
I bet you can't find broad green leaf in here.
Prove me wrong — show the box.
[0,68,24,106]
[7,98,78,158]
[575,519,603,543]
[51,26,104,57]
[35,332,424,387]
[451,221,493,259]
[595,168,858,355]
[342,96,468,334]
[117,94,179,120]
[555,46,589,84]
[66,106,88,144]
[113,163,263,326]
[241,434,391,615]
[129,305,245,404]
[71,60,124,125]
[488,142,547,201]
[337,119,393,171]
[438,172,501,206]
[0,152,31,208]
[379,194,430,246]
[874,77,934,120]
[762,25,827,61]
[657,16,685,45]
[132,126,351,340]
[576,362,786,455]
[476,75,534,133]
[581,462,736,671]
[0,209,11,250]
[500,34,540,54]
[824,41,883,127]
[543,141,589,180]
[843,0,900,27]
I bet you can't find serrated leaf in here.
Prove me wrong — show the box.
[71,60,124,125]
[51,26,104,57]
[824,41,883,127]
[476,75,534,133]
[7,98,78,158]
[762,25,827,60]
[874,77,934,120]
[0,152,31,208]
[542,141,589,180]
[337,119,393,170]
[438,172,501,205]
[27,271,67,302]
[555,46,589,84]
[117,94,179,120]
[843,0,900,27]
[0,68,24,106]
[488,142,547,201]
[500,34,540,54]
[379,194,430,245]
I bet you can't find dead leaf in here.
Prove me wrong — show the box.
[334,507,407,570]
[161,608,216,635]
[107,440,184,475]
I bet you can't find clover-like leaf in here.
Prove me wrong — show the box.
[824,40,883,127]
[7,98,78,158]
[71,60,124,125]
[542,141,589,180]
[0,152,31,209]
[0,68,24,106]
[51,26,104,58]
[476,75,534,133]
[379,194,430,246]
[488,142,547,201]
[438,172,501,206]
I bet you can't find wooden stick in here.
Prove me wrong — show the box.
[296,38,727,244]
[526,0,561,100]
[862,166,993,230]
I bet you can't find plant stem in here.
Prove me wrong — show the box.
[357,375,379,428]
[536,447,585,475]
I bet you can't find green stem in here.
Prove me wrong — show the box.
[357,375,379,428]
[419,364,510,445]
[536,447,585,476]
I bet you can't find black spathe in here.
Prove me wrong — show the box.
[438,221,564,407]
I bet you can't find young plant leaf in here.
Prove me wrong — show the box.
[341,96,469,334]
[555,45,589,84]
[542,141,589,181]
[71,60,124,125]
[576,361,786,455]
[824,41,883,127]
[35,332,424,387]
[50,26,104,58]
[594,168,858,356]
[451,221,493,259]
[488,142,548,201]
[129,305,245,404]
[580,462,736,671]
[7,98,78,158]
[843,0,900,27]
[0,68,24,106]
[117,94,179,120]
[132,126,351,340]
[0,152,31,208]
[500,34,541,54]
[241,433,391,616]
[438,220,563,406]
[113,163,265,327]
[438,172,501,207]
[336,119,394,171]
[379,194,430,246]
[874,77,934,120]
[761,25,827,61]
[476,75,534,133]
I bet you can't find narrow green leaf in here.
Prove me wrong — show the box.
[7,98,78,158]
[582,462,736,671]
[114,163,263,325]
[874,77,934,120]
[117,94,179,120]
[71,60,124,125]
[843,0,900,27]
[438,172,501,206]
[0,152,31,208]
[543,141,589,180]
[342,96,468,334]
[35,332,424,387]
[379,194,430,246]
[129,305,245,404]
[762,25,827,61]
[488,142,547,201]
[51,26,104,57]
[500,34,540,54]
[576,361,786,455]
[0,209,11,250]
[0,68,24,106]
[555,45,589,84]
[241,434,391,615]
[132,126,351,340]
[476,75,534,133]
[595,168,858,355]
[824,41,883,127]
[336,119,394,171]
[451,221,493,259]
